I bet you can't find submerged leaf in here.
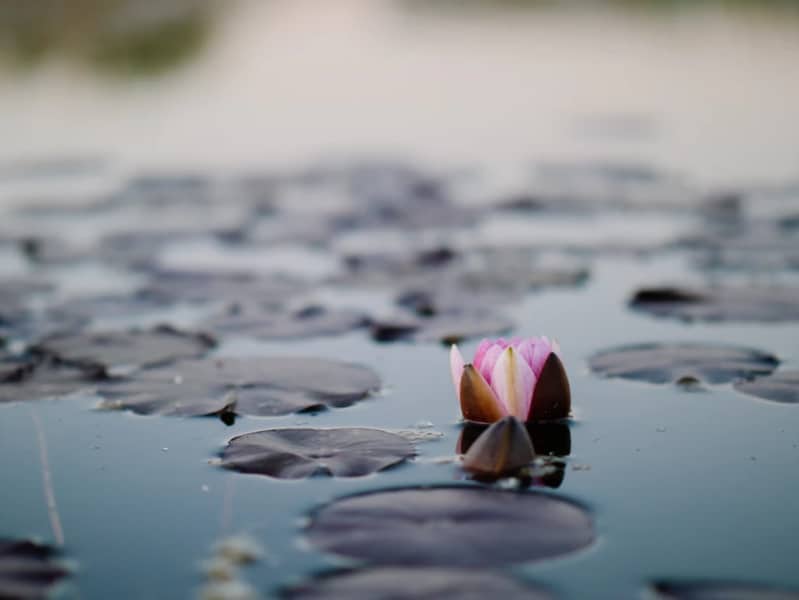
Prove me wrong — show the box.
[221,428,415,479]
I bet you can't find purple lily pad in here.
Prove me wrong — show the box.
[0,538,69,600]
[0,360,101,404]
[281,567,552,600]
[208,304,369,341]
[630,286,799,322]
[734,371,799,404]
[97,357,381,418]
[32,326,215,374]
[138,269,306,308]
[370,311,513,345]
[306,486,594,566]
[220,428,415,479]
[651,581,799,599]
[588,343,779,385]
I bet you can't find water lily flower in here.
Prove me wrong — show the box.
[450,336,571,422]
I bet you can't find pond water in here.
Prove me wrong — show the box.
[1,2,799,599]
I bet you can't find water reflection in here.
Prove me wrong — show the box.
[457,420,571,488]
[0,0,211,74]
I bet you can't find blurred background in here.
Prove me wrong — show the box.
[1,0,798,187]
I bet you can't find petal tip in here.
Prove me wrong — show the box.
[527,352,571,421]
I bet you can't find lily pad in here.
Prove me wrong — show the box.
[208,304,369,341]
[281,567,552,600]
[139,269,306,308]
[98,357,381,417]
[0,360,101,404]
[370,311,513,345]
[32,326,215,374]
[588,343,779,385]
[734,371,799,404]
[220,428,415,479]
[0,538,69,600]
[651,581,799,599]
[630,286,799,322]
[305,486,594,566]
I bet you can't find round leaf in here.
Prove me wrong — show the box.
[306,486,594,566]
[282,567,552,600]
[221,428,415,479]
[98,357,381,417]
[589,343,779,385]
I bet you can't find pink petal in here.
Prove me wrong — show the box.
[490,347,537,419]
[514,339,536,368]
[450,344,465,401]
[478,344,504,385]
[472,339,494,372]
[530,338,553,377]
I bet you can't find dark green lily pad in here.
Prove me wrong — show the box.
[0,538,69,600]
[281,567,552,600]
[651,581,799,599]
[630,286,799,322]
[589,343,779,384]
[32,326,215,374]
[208,304,369,341]
[734,371,799,404]
[98,357,381,417]
[306,486,594,566]
[221,428,415,479]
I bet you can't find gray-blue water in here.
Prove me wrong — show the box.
[2,250,798,598]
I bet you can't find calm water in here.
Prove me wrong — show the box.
[1,2,799,599]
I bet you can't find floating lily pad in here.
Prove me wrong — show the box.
[0,360,101,404]
[98,357,381,417]
[220,428,415,479]
[588,343,779,385]
[282,567,552,600]
[651,580,799,599]
[139,269,306,308]
[370,311,513,345]
[0,538,69,600]
[32,326,215,373]
[208,304,369,341]
[630,286,799,322]
[306,486,594,566]
[734,371,799,404]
